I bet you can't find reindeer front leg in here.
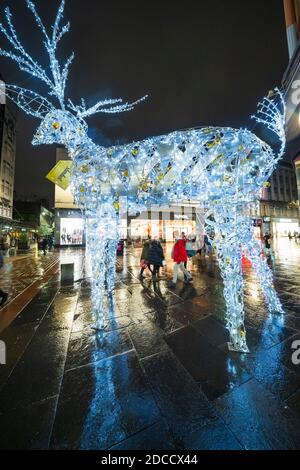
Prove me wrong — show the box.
[86,217,108,330]
[86,201,120,329]
[214,231,249,353]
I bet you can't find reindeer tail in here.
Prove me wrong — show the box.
[251,87,286,162]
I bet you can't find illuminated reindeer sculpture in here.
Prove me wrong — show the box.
[0,0,286,352]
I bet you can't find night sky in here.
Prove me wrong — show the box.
[0,0,288,206]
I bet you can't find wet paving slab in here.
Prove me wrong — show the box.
[127,318,169,359]
[181,418,243,450]
[165,325,252,401]
[0,396,57,450]
[0,323,37,390]
[286,389,300,415]
[214,378,300,449]
[51,351,161,450]
[0,279,77,411]
[38,287,79,333]
[109,420,176,450]
[12,282,58,326]
[192,316,229,348]
[267,332,300,377]
[243,321,296,352]
[65,328,133,371]
[141,349,218,447]
[0,327,70,412]
[1,242,300,449]
[0,252,59,310]
[220,341,300,402]
[144,308,183,334]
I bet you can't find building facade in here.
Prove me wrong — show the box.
[54,147,85,246]
[260,0,300,236]
[250,162,299,237]
[13,200,54,235]
[0,76,16,220]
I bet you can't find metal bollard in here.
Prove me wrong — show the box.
[60,263,74,285]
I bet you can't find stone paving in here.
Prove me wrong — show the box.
[0,250,59,308]
[0,240,300,450]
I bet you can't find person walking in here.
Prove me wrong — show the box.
[139,239,153,278]
[147,239,164,280]
[3,233,11,256]
[185,234,196,279]
[186,235,197,259]
[48,236,54,251]
[197,233,204,256]
[0,252,8,307]
[42,237,48,255]
[263,232,272,255]
[204,233,212,255]
[168,236,192,288]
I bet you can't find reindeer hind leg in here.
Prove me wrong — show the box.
[247,238,283,314]
[215,233,249,352]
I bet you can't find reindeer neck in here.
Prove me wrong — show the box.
[66,134,105,163]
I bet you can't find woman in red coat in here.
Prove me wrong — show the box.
[168,237,192,287]
[173,239,188,263]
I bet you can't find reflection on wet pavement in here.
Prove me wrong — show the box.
[0,240,299,449]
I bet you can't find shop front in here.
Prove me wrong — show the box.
[272,218,299,237]
[54,209,85,247]
[129,217,196,242]
[0,217,37,253]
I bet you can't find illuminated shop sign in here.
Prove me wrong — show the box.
[60,218,84,245]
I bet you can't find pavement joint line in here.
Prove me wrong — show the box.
[64,348,135,374]
[136,347,217,445]
[0,393,59,416]
[139,351,162,363]
[163,325,187,337]
[107,418,163,450]
[136,357,176,444]
[48,284,81,449]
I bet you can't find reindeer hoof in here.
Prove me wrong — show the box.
[91,321,107,331]
[227,342,250,353]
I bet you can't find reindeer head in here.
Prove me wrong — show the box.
[0,0,147,152]
[32,109,87,147]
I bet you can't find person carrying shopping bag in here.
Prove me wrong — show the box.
[139,239,153,278]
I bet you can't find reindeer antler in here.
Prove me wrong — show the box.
[3,84,55,118]
[68,95,148,119]
[251,88,285,134]
[251,87,286,160]
[0,0,73,108]
[0,0,147,120]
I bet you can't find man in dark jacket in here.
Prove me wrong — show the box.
[140,239,153,278]
[148,239,165,279]
[42,237,48,255]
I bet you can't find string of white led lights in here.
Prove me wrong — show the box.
[0,0,286,351]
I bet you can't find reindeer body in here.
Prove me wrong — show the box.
[0,1,286,352]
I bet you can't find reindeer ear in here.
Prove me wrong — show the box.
[1,84,55,119]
